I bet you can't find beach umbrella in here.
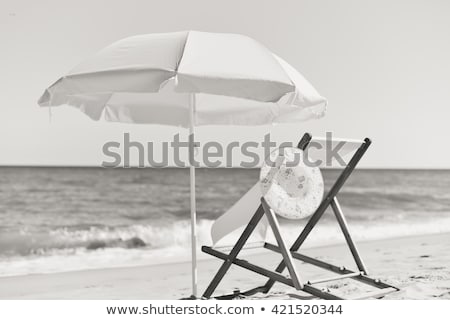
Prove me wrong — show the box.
[38,31,327,297]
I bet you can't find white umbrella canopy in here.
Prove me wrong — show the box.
[38,31,326,124]
[38,30,327,297]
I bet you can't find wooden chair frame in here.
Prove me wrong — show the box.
[201,133,399,300]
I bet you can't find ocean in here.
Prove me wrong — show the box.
[0,167,449,276]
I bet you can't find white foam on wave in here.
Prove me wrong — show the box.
[276,216,450,247]
[49,221,204,249]
[1,216,450,277]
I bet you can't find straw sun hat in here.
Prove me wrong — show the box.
[260,147,324,219]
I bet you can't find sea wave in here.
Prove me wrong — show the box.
[0,220,215,257]
[1,216,450,277]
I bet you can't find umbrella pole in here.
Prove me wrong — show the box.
[189,93,198,298]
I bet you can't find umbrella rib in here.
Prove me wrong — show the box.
[174,30,191,73]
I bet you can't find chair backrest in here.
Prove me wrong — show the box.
[211,181,267,246]
[211,134,370,247]
[303,136,366,168]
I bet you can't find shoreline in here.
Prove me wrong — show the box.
[0,232,449,299]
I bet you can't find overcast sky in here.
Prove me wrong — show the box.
[1,0,449,168]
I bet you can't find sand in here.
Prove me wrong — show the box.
[0,233,449,300]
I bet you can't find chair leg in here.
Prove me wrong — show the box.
[202,205,265,299]
[331,197,368,274]
[261,196,330,293]
[261,198,303,289]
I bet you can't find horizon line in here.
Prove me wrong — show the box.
[0,164,449,170]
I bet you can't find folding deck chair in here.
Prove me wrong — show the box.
[201,133,399,300]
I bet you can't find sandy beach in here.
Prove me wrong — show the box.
[0,232,448,300]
